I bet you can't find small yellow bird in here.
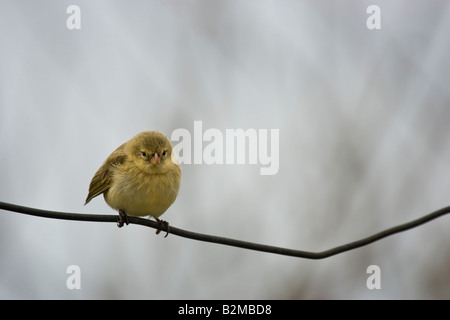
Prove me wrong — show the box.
[85,131,181,236]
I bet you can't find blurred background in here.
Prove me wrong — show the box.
[0,0,449,299]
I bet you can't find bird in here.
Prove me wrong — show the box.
[85,131,181,236]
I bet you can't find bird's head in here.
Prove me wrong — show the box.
[127,131,177,174]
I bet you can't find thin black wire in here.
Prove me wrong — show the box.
[1,201,449,259]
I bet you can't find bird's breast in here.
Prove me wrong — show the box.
[104,167,180,218]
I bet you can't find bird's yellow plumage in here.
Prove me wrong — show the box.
[85,131,181,233]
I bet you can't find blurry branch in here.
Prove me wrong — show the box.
[1,201,449,259]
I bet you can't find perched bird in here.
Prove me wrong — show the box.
[85,131,181,236]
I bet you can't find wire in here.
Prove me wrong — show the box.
[1,201,449,259]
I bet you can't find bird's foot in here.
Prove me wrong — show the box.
[155,218,170,238]
[117,209,129,228]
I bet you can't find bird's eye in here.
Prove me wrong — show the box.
[141,151,147,157]
[162,150,167,157]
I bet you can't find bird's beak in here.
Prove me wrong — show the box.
[150,153,161,166]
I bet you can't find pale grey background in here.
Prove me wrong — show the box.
[0,0,449,299]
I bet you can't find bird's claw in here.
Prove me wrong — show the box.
[156,219,170,238]
[117,211,168,237]
[117,209,129,228]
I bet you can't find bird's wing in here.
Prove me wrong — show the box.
[85,143,127,205]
